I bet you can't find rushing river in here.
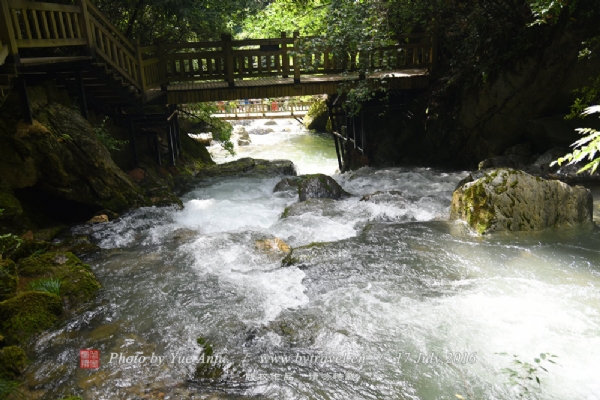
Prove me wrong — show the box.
[26,119,600,399]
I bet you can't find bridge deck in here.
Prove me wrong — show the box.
[167,69,429,103]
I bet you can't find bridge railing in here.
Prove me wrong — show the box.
[211,100,314,114]
[0,0,436,96]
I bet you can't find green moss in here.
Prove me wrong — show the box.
[462,181,495,235]
[0,291,62,344]
[0,346,27,380]
[18,252,101,307]
[59,397,84,400]
[0,260,17,301]
[281,251,299,267]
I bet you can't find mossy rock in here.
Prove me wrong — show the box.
[0,291,62,344]
[303,98,329,132]
[18,252,101,308]
[0,346,27,380]
[0,178,23,222]
[0,260,17,301]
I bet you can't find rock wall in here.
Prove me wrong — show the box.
[360,28,600,169]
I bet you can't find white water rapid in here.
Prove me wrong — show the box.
[25,119,600,400]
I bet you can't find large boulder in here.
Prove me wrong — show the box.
[274,174,348,201]
[450,169,593,234]
[0,99,148,222]
[298,174,347,201]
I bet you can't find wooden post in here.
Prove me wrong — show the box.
[154,133,162,166]
[154,39,167,90]
[430,33,438,73]
[135,38,147,94]
[293,31,300,84]
[0,0,20,66]
[76,70,89,120]
[167,123,175,166]
[129,118,138,167]
[18,79,32,124]
[222,33,235,87]
[281,32,290,78]
[76,0,96,57]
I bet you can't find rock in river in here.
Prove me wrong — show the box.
[450,168,593,234]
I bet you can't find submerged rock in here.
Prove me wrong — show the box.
[248,127,274,135]
[255,237,291,253]
[450,168,593,234]
[360,190,405,203]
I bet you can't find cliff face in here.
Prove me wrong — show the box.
[0,86,147,229]
[361,28,600,170]
[455,30,600,166]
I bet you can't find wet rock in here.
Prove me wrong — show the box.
[273,177,300,193]
[264,120,278,126]
[281,198,343,219]
[50,234,99,256]
[87,214,109,224]
[199,158,297,178]
[255,237,291,253]
[248,127,274,135]
[450,168,593,234]
[281,242,328,268]
[234,126,251,146]
[298,174,348,201]
[359,190,405,203]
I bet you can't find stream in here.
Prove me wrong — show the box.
[25,119,600,399]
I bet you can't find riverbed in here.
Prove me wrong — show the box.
[25,119,600,399]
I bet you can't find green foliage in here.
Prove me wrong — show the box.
[239,0,328,38]
[0,233,22,261]
[29,277,62,296]
[93,0,266,44]
[553,106,600,174]
[0,379,24,399]
[181,103,235,155]
[567,76,600,119]
[497,352,558,398]
[94,117,128,152]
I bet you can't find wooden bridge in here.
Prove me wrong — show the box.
[0,0,436,169]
